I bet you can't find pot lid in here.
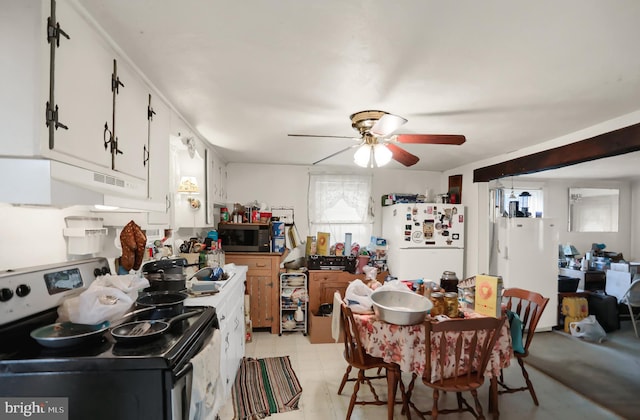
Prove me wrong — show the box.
[142,257,188,273]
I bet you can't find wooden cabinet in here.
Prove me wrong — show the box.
[226,253,280,334]
[308,270,387,313]
[307,270,388,343]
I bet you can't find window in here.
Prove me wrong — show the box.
[308,173,373,249]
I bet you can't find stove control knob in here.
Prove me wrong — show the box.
[101,266,111,275]
[16,284,31,298]
[94,268,102,277]
[0,288,13,302]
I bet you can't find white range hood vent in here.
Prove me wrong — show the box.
[0,158,163,212]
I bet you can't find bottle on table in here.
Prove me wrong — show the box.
[417,279,425,296]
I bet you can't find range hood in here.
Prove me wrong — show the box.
[0,158,164,212]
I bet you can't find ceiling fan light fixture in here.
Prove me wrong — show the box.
[353,145,371,167]
[374,144,392,167]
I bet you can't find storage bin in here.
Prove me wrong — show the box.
[558,275,579,293]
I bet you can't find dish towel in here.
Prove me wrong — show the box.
[331,292,344,342]
[189,329,221,420]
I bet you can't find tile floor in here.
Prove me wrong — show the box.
[218,331,622,419]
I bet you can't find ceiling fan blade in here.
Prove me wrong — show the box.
[386,143,419,167]
[312,144,360,165]
[395,134,466,145]
[288,134,356,139]
[370,113,408,137]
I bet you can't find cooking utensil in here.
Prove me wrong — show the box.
[30,307,155,349]
[145,272,187,292]
[127,321,152,336]
[142,257,188,275]
[31,321,110,349]
[110,310,203,344]
[371,289,432,325]
[135,290,188,318]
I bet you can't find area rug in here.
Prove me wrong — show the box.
[525,320,640,420]
[232,356,303,419]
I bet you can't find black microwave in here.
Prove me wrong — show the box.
[218,223,270,252]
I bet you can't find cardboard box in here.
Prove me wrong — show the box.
[309,312,343,344]
[317,232,330,256]
[475,274,502,318]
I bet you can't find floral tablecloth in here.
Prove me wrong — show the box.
[352,312,512,382]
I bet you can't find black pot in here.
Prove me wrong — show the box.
[145,272,187,292]
[135,291,188,319]
[142,257,188,275]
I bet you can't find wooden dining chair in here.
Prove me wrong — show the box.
[338,303,409,420]
[498,287,549,405]
[415,316,505,420]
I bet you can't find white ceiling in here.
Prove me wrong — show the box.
[77,0,640,173]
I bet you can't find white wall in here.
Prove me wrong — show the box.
[225,163,444,242]
[0,204,95,270]
[3,112,639,275]
[543,179,632,260]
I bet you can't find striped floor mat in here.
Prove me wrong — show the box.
[232,356,303,419]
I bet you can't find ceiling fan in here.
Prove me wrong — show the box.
[288,110,466,167]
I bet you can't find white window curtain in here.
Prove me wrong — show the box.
[308,173,373,248]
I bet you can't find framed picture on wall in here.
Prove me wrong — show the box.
[448,174,462,204]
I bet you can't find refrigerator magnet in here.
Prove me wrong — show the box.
[452,233,460,240]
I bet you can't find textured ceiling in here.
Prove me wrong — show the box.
[77,0,640,174]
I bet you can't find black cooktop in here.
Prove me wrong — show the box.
[0,306,217,373]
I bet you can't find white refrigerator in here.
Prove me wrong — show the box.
[489,217,558,330]
[381,203,465,282]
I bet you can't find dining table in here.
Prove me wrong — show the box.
[352,310,513,419]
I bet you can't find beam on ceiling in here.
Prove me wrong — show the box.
[473,122,640,183]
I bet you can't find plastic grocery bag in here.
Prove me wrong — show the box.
[345,279,374,313]
[569,315,607,343]
[58,285,133,324]
[57,274,148,324]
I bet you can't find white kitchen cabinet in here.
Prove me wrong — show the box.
[0,0,156,202]
[112,58,149,180]
[51,0,113,171]
[211,151,228,205]
[170,113,214,229]
[185,265,247,418]
[205,149,228,223]
[146,96,172,225]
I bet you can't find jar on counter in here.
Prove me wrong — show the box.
[444,292,459,318]
[440,271,459,293]
[430,292,445,316]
